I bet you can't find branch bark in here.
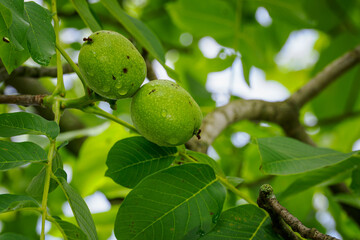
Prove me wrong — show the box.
[0,94,47,106]
[258,184,339,240]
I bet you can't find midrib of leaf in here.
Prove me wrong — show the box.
[0,122,43,135]
[249,215,268,240]
[109,153,178,174]
[265,152,352,166]
[131,177,219,239]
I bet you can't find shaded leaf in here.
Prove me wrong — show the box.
[106,136,177,188]
[0,233,30,240]
[258,136,356,175]
[333,193,360,209]
[203,204,282,240]
[351,167,360,195]
[56,169,98,240]
[115,163,226,240]
[0,112,59,139]
[24,2,55,65]
[0,141,47,170]
[70,0,102,32]
[186,150,225,177]
[26,152,63,198]
[279,157,359,199]
[53,217,88,240]
[0,194,39,213]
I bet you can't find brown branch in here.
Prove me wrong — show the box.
[142,50,157,80]
[289,45,360,108]
[0,64,73,82]
[258,184,339,240]
[0,94,47,106]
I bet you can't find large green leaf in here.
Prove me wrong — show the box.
[56,169,98,240]
[279,157,359,199]
[23,2,55,65]
[258,136,356,175]
[351,167,360,195]
[115,163,226,240]
[106,136,177,188]
[0,112,59,139]
[0,194,39,213]
[0,233,30,240]
[203,204,282,240]
[70,0,102,32]
[53,217,88,240]
[100,0,178,80]
[0,141,47,170]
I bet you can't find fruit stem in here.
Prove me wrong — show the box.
[83,106,139,133]
[56,42,89,95]
[179,152,255,205]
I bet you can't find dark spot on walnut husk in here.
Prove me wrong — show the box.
[112,75,116,80]
[83,37,93,43]
[127,56,130,59]
[123,68,128,73]
[196,129,201,140]
[148,89,156,95]
[189,101,192,106]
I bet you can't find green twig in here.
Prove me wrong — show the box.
[52,0,64,96]
[56,42,89,94]
[83,106,139,133]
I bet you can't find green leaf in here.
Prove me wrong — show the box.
[106,136,177,188]
[279,157,359,199]
[185,150,225,177]
[333,193,360,209]
[53,217,88,240]
[70,0,102,32]
[0,141,47,170]
[0,233,31,240]
[351,167,360,195]
[26,152,63,198]
[100,0,179,81]
[0,0,29,50]
[203,204,282,240]
[0,7,29,73]
[56,169,98,240]
[166,0,235,39]
[0,194,39,213]
[258,136,356,175]
[115,163,226,240]
[24,2,55,65]
[0,112,60,139]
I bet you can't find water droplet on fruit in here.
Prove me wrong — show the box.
[161,110,167,117]
[168,138,179,145]
[115,82,122,89]
[118,88,128,95]
[102,85,110,92]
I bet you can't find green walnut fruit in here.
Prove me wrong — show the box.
[78,30,146,99]
[131,80,203,147]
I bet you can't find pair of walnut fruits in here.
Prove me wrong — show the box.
[78,30,202,146]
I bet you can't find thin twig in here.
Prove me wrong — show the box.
[258,184,340,240]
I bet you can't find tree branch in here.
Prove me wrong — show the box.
[289,45,360,108]
[258,184,340,240]
[0,64,73,81]
[0,94,47,106]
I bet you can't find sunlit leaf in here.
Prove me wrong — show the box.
[0,141,47,170]
[53,217,88,240]
[106,136,177,188]
[203,204,282,239]
[115,163,226,240]
[258,136,356,175]
[0,112,59,139]
[70,0,102,32]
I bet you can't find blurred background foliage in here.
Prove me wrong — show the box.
[1,0,360,239]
